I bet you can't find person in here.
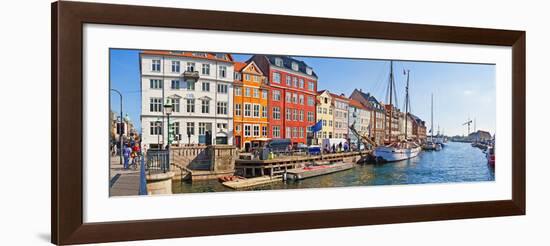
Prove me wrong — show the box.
[331,144,336,153]
[131,143,141,166]
[123,144,132,169]
[344,142,349,152]
[338,142,343,152]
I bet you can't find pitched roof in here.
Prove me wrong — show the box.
[234,62,247,72]
[348,99,367,110]
[329,92,350,102]
[264,55,318,78]
[141,50,234,62]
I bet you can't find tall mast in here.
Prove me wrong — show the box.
[404,69,410,140]
[388,61,394,142]
[431,93,434,140]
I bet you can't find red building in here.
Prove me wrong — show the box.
[250,55,318,144]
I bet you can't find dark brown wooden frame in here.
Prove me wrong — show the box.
[52,1,525,245]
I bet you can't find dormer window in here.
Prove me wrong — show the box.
[275,58,283,66]
[215,54,226,60]
[291,62,299,71]
[193,52,206,57]
[306,67,312,75]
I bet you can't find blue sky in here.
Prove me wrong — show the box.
[111,49,495,136]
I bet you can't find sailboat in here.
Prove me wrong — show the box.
[423,94,442,151]
[373,62,422,162]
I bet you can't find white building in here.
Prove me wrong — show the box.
[348,98,371,149]
[140,51,234,148]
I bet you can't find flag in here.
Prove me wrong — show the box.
[311,120,323,133]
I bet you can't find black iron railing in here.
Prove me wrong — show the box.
[146,150,170,173]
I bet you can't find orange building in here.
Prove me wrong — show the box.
[233,61,270,151]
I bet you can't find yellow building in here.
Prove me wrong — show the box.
[316,90,334,142]
[233,61,269,151]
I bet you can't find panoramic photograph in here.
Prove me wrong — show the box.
[109,49,496,196]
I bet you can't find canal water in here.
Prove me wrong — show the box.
[172,142,495,194]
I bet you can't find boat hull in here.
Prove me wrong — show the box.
[373,146,421,162]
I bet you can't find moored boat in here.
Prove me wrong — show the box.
[373,62,421,163]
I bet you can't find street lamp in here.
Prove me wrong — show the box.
[155,120,162,150]
[110,89,123,166]
[164,99,173,173]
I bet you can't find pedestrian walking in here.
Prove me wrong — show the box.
[123,144,132,169]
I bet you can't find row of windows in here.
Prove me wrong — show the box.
[272,72,315,91]
[235,124,268,137]
[234,87,268,99]
[150,121,229,137]
[150,60,227,78]
[317,107,333,115]
[277,91,315,106]
[234,103,267,118]
[150,79,229,93]
[149,98,228,115]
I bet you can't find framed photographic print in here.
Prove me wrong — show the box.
[52,1,525,245]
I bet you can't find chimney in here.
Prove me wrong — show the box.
[359,88,362,92]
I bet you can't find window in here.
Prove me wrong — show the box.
[291,62,298,71]
[172,122,180,136]
[198,123,206,135]
[293,77,298,87]
[253,75,260,82]
[329,120,333,127]
[171,80,180,89]
[171,61,180,73]
[273,107,280,120]
[323,108,327,114]
[235,104,242,116]
[306,67,312,75]
[275,58,283,66]
[286,108,291,120]
[244,88,251,97]
[299,110,304,122]
[219,66,227,78]
[299,78,304,88]
[244,125,251,137]
[186,62,195,72]
[149,98,162,112]
[216,54,226,60]
[201,82,210,92]
[150,79,162,89]
[262,90,268,99]
[329,108,333,115]
[286,76,291,86]
[253,104,260,118]
[299,127,304,138]
[245,74,250,81]
[151,59,161,72]
[292,93,298,104]
[308,96,315,106]
[261,106,267,118]
[186,122,195,135]
[253,125,260,137]
[193,52,206,57]
[186,81,195,90]
[186,99,195,113]
[286,127,291,138]
[262,126,267,137]
[201,100,209,114]
[273,126,280,138]
[293,109,298,121]
[217,102,228,115]
[150,122,162,135]
[235,125,241,133]
[299,95,304,105]
[273,72,281,83]
[318,107,322,114]
[272,90,281,101]
[253,88,259,98]
[308,112,314,122]
[235,87,242,96]
[308,81,315,91]
[171,98,180,112]
[293,127,298,138]
[286,93,291,103]
[217,84,228,94]
[234,72,242,80]
[323,120,327,126]
[217,123,227,130]
[244,104,251,117]
[201,64,210,75]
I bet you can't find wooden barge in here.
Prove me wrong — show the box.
[284,162,355,180]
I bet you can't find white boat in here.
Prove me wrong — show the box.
[373,62,421,162]
[374,142,422,162]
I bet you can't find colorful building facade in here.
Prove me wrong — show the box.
[316,90,333,141]
[232,61,269,151]
[330,93,350,139]
[251,55,317,144]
